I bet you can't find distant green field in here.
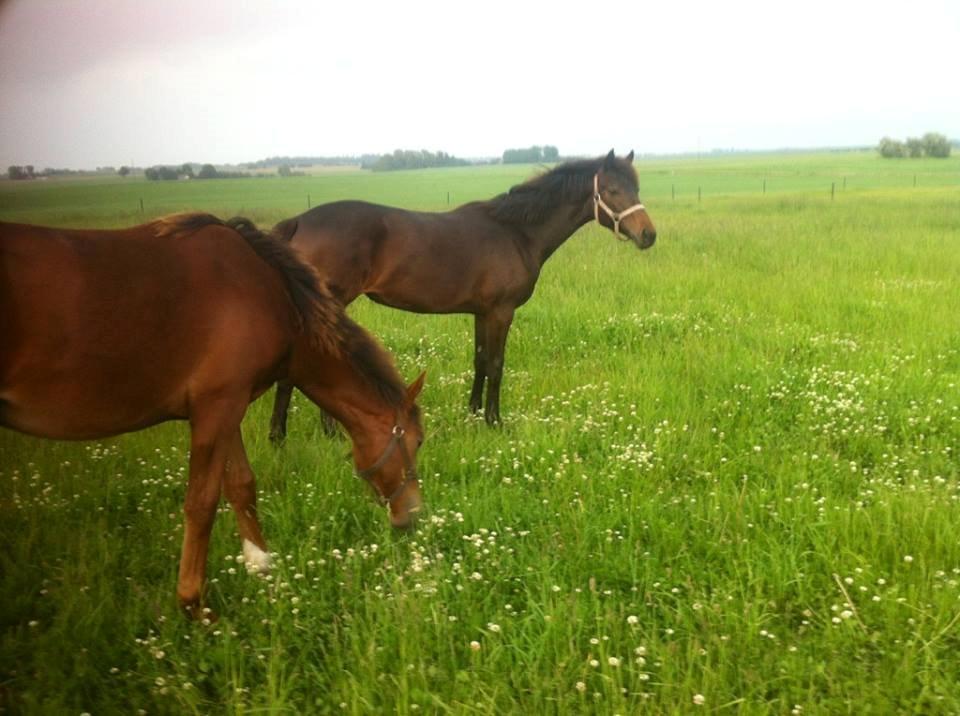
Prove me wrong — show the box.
[2,152,960,714]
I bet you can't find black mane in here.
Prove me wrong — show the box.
[482,156,638,226]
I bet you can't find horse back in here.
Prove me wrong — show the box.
[286,201,535,312]
[0,221,295,439]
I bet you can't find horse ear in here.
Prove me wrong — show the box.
[604,149,616,167]
[405,371,426,404]
[626,150,634,163]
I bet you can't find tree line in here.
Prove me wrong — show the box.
[363,149,469,172]
[245,155,379,169]
[878,132,952,158]
[502,145,559,164]
[7,165,118,180]
[143,163,250,180]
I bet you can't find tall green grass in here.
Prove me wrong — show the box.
[2,152,959,713]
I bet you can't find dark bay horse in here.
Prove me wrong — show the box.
[0,214,425,617]
[269,149,655,438]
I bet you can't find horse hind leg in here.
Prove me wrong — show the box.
[320,409,339,437]
[269,380,294,444]
[270,381,339,441]
[221,430,270,575]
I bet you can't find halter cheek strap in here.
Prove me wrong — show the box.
[355,424,419,506]
[594,173,646,240]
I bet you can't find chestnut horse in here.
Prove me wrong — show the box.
[0,214,425,617]
[268,150,655,438]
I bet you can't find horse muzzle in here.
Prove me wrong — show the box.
[635,227,657,250]
[388,479,423,530]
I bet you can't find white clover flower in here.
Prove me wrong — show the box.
[469,641,481,651]
[607,656,621,667]
[627,615,639,625]
[693,694,705,706]
[575,681,586,693]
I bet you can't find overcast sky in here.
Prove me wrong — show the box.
[1,0,957,169]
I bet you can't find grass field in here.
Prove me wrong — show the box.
[1,151,959,714]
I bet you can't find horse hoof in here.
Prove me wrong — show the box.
[181,601,219,624]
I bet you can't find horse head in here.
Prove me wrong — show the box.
[594,149,657,249]
[354,371,426,529]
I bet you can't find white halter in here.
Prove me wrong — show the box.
[594,173,646,240]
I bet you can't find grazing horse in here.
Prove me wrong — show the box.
[269,149,655,438]
[0,214,426,617]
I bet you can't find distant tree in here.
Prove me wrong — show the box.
[180,163,194,178]
[278,164,292,177]
[543,145,559,162]
[8,165,38,180]
[197,163,219,179]
[878,137,905,158]
[503,146,548,163]
[118,166,131,177]
[145,165,180,180]
[368,149,469,172]
[905,138,924,158]
[922,132,951,158]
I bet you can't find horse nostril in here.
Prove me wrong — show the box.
[644,229,657,245]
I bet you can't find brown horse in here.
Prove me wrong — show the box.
[269,149,655,438]
[0,214,425,617]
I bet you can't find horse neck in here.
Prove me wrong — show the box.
[288,340,398,443]
[521,199,594,266]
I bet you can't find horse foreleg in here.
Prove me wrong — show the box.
[269,380,294,443]
[221,429,270,576]
[483,308,515,425]
[178,401,244,620]
[469,314,487,414]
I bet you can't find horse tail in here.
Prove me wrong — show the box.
[155,213,343,356]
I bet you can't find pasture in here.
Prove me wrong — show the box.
[1,151,959,713]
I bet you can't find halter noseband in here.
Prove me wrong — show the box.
[355,424,418,506]
[594,173,646,241]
